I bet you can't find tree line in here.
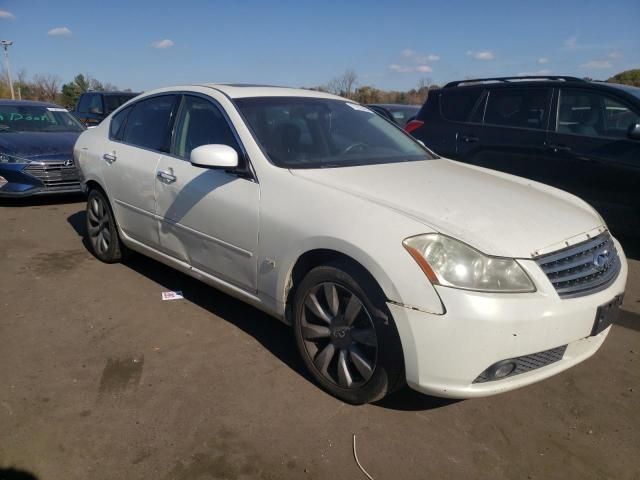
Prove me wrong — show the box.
[1,68,639,109]
[0,70,131,108]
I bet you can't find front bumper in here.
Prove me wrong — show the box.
[391,238,628,399]
[0,162,82,197]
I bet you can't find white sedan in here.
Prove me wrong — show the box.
[74,85,627,404]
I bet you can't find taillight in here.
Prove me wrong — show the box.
[404,120,424,134]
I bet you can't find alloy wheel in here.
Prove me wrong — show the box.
[87,195,112,255]
[301,282,378,389]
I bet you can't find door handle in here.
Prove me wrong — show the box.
[547,144,572,152]
[103,153,117,164]
[157,168,176,184]
[462,135,479,143]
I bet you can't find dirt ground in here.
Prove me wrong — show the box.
[0,195,638,480]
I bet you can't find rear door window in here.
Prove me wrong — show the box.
[484,88,551,130]
[440,89,484,122]
[123,95,178,152]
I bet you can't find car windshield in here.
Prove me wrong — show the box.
[0,105,85,133]
[387,105,420,125]
[104,95,136,114]
[235,97,433,168]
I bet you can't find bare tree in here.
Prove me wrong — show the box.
[33,74,61,101]
[325,69,358,99]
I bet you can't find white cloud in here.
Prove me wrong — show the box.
[426,54,440,61]
[537,57,549,64]
[564,36,578,49]
[0,9,15,19]
[151,39,174,49]
[48,27,72,36]
[608,51,623,59]
[581,60,612,69]
[389,64,432,73]
[401,49,414,58]
[467,50,495,60]
[518,69,552,76]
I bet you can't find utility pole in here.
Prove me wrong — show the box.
[1,40,15,100]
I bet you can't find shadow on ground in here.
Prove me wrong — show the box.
[0,468,38,480]
[67,209,454,411]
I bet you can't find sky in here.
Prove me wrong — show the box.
[0,0,638,92]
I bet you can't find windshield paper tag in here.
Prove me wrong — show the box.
[47,108,68,112]
[346,103,373,113]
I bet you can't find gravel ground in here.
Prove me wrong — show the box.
[1,195,638,480]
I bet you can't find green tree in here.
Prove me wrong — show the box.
[607,69,640,87]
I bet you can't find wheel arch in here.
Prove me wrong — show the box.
[283,247,398,326]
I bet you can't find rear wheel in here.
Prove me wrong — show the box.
[293,263,404,404]
[86,188,126,263]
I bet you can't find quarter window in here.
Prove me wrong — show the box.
[123,95,177,152]
[173,96,240,159]
[484,88,550,129]
[109,106,131,141]
[77,94,90,113]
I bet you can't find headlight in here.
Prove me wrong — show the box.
[403,234,535,293]
[0,153,30,164]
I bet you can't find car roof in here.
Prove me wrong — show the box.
[368,103,421,108]
[0,99,64,108]
[99,91,140,96]
[195,83,346,100]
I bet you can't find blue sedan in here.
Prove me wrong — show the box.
[0,100,85,197]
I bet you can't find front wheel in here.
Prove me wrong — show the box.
[86,188,126,263]
[293,263,405,404]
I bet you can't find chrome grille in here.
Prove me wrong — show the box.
[535,232,620,298]
[473,345,567,383]
[24,160,80,190]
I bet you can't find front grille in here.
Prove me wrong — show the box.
[473,345,567,383]
[535,232,621,298]
[24,160,80,190]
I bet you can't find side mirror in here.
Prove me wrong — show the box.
[627,123,640,141]
[190,144,238,169]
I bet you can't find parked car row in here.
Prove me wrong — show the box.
[71,83,627,404]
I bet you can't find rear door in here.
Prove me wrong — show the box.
[456,86,555,182]
[102,94,179,249]
[547,87,640,231]
[154,94,260,292]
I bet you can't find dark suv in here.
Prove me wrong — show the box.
[407,76,640,235]
[73,91,139,126]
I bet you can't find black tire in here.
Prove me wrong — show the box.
[86,188,127,263]
[293,262,405,404]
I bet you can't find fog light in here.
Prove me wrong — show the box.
[490,360,517,379]
[0,176,7,188]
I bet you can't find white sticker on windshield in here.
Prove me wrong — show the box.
[345,103,373,113]
[47,107,68,112]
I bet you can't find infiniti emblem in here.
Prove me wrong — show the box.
[332,327,348,339]
[593,251,610,271]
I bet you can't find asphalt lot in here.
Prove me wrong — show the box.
[0,195,639,480]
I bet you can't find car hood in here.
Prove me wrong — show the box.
[291,159,604,258]
[0,132,80,161]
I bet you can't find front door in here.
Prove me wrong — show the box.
[547,87,640,233]
[154,94,260,291]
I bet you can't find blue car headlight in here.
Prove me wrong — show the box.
[0,153,30,164]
